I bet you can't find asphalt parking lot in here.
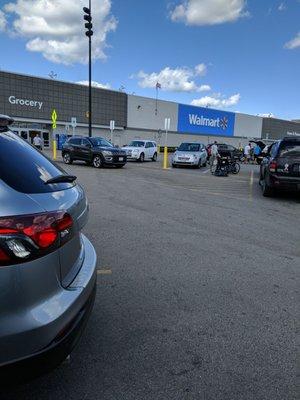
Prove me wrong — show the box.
[2,155,299,400]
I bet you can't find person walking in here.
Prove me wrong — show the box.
[33,133,43,150]
[244,142,251,164]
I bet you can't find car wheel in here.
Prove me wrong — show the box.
[63,152,72,164]
[202,161,207,167]
[139,153,145,162]
[196,160,201,168]
[172,163,177,168]
[152,152,157,162]
[92,155,102,168]
[262,175,274,197]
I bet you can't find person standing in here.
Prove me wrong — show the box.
[244,142,251,164]
[33,133,43,150]
[210,141,219,166]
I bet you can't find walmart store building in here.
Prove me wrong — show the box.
[1,70,299,148]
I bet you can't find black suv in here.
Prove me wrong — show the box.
[62,136,127,168]
[207,143,243,160]
[259,137,300,196]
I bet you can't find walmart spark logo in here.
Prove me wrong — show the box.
[220,117,228,130]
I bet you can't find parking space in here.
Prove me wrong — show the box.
[3,155,299,400]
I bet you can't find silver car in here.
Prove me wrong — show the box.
[172,142,208,168]
[0,115,97,384]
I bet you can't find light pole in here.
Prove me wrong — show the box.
[83,1,93,137]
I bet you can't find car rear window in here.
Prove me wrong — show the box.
[278,141,300,158]
[0,130,75,194]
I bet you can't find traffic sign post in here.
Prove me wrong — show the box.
[71,117,77,136]
[51,109,57,160]
[110,120,115,144]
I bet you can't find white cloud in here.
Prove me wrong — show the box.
[278,2,286,11]
[76,80,111,89]
[191,93,240,108]
[0,10,7,31]
[195,63,207,76]
[3,0,117,65]
[198,84,211,92]
[170,0,249,26]
[284,32,300,49]
[134,64,208,92]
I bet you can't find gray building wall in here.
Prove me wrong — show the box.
[262,118,300,140]
[124,129,248,148]
[234,113,262,138]
[0,71,127,128]
[127,95,178,132]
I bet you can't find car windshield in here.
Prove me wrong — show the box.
[128,141,145,147]
[89,137,113,147]
[278,142,300,158]
[178,143,200,152]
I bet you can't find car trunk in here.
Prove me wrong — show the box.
[28,184,89,287]
[276,156,300,177]
[276,142,300,177]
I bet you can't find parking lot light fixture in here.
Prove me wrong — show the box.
[83,1,93,137]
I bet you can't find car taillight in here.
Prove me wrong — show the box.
[269,161,277,172]
[0,211,73,266]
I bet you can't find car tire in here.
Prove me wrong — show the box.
[172,163,177,168]
[262,175,274,197]
[202,161,207,167]
[152,152,157,162]
[63,152,73,165]
[115,165,124,168]
[92,155,102,168]
[139,153,145,162]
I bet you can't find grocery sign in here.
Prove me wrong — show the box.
[177,104,235,137]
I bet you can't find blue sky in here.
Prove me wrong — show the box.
[0,0,299,119]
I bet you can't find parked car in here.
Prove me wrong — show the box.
[0,115,97,384]
[122,140,157,162]
[207,143,243,161]
[259,136,300,196]
[172,142,207,168]
[62,136,127,168]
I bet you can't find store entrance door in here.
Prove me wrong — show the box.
[11,128,50,148]
[28,130,50,148]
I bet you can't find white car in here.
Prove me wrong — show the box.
[123,140,158,162]
[172,142,208,168]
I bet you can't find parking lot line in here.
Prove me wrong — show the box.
[249,170,254,200]
[97,269,112,275]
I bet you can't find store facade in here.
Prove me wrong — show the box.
[1,70,300,148]
[0,71,127,148]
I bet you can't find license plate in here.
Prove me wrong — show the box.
[119,157,124,161]
[293,164,300,172]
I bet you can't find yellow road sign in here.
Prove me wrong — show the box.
[52,109,57,129]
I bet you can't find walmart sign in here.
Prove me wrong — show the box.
[177,104,235,137]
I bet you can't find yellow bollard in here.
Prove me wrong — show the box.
[53,139,57,160]
[163,146,168,169]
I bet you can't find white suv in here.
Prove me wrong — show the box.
[123,140,157,162]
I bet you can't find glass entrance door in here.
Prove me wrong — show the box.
[42,131,50,148]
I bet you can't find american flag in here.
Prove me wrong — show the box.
[156,82,161,89]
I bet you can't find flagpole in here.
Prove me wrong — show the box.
[155,86,158,116]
